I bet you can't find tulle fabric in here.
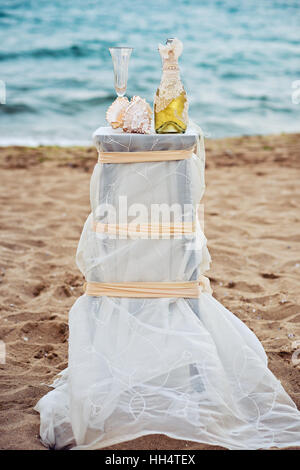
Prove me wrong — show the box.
[34,127,300,450]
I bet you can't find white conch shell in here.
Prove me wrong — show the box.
[158,38,183,60]
[106,96,129,129]
[122,96,152,134]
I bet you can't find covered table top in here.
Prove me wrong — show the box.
[93,126,198,152]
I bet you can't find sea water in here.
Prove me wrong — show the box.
[0,0,299,145]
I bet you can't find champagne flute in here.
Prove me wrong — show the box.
[109,47,133,97]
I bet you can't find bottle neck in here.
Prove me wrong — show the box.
[161,59,181,81]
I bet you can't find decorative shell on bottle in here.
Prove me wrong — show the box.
[105,96,129,129]
[158,37,183,61]
[122,96,152,134]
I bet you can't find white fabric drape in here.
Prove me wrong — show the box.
[34,127,300,450]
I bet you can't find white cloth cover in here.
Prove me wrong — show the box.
[34,127,300,450]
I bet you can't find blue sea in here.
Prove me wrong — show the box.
[0,0,299,145]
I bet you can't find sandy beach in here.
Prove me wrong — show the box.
[0,133,300,450]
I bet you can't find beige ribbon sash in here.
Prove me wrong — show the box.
[92,220,195,237]
[98,147,194,164]
[84,275,212,298]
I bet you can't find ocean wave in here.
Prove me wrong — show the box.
[220,71,257,80]
[0,94,115,117]
[0,103,36,115]
[0,137,92,147]
[66,94,116,107]
[51,94,116,115]
[0,43,110,62]
[0,11,11,18]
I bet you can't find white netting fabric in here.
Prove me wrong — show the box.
[34,127,300,450]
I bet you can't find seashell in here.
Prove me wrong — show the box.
[106,96,129,129]
[122,96,152,134]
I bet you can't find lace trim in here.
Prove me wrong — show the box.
[154,72,184,113]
